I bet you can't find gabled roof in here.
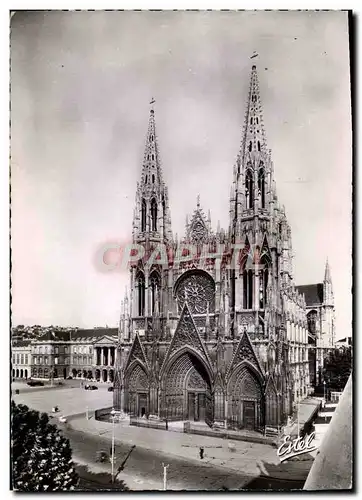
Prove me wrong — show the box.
[296,284,324,306]
[185,196,211,245]
[226,330,264,379]
[125,333,150,372]
[92,335,118,345]
[160,301,213,375]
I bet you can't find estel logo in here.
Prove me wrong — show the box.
[277,432,318,463]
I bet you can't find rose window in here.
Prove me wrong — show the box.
[176,272,215,314]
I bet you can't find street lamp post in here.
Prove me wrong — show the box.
[297,401,300,436]
[162,463,169,491]
[111,408,116,483]
[323,380,327,420]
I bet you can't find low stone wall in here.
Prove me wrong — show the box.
[94,406,113,421]
[130,417,168,430]
[184,422,277,447]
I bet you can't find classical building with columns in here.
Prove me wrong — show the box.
[13,327,120,383]
[68,328,119,382]
[112,65,336,433]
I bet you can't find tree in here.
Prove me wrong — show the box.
[11,402,79,491]
[323,346,352,391]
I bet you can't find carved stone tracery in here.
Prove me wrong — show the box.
[229,366,262,402]
[128,364,148,391]
[175,271,215,314]
[187,369,208,390]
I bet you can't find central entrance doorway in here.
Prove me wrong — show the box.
[163,351,212,422]
[187,392,206,421]
[243,401,256,430]
[138,392,148,418]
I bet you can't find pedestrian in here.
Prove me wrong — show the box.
[199,446,204,460]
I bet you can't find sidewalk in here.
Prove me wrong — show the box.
[67,414,314,480]
[313,402,337,450]
[288,398,321,438]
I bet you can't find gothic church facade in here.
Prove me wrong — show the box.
[113,65,332,432]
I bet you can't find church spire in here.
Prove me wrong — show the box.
[229,65,272,238]
[323,258,334,308]
[141,98,163,187]
[240,65,268,165]
[132,100,173,243]
[324,258,332,283]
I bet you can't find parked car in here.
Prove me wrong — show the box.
[66,376,73,380]
[27,380,44,387]
[95,450,108,463]
[58,416,67,423]
[108,386,114,392]
[84,384,98,390]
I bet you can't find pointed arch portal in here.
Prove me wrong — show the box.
[227,364,263,431]
[162,350,212,423]
[125,363,149,418]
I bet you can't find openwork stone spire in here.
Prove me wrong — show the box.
[239,65,268,165]
[229,64,278,238]
[132,100,173,242]
[141,98,163,187]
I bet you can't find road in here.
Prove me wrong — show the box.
[62,426,306,491]
[13,382,311,491]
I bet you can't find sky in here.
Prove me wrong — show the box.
[10,10,351,339]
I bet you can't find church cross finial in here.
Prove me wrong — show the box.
[197,194,200,208]
[149,97,156,114]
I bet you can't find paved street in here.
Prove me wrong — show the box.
[12,386,314,490]
[62,426,306,491]
[67,414,313,480]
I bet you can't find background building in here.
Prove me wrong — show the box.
[69,328,118,382]
[12,327,119,383]
[297,262,335,386]
[12,340,31,380]
[30,330,71,381]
